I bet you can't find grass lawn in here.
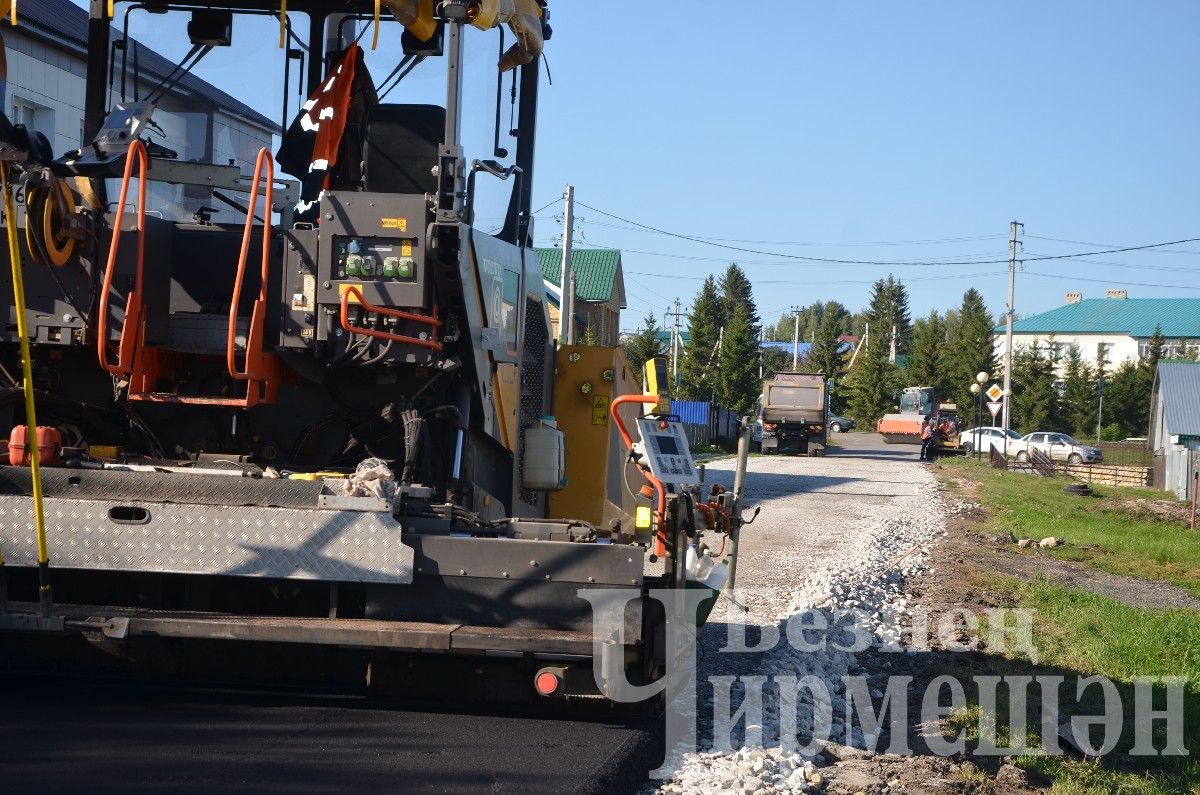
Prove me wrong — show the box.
[934,460,1200,793]
[938,458,1200,597]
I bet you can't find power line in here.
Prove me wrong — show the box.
[624,269,1009,286]
[1023,271,1200,291]
[1026,234,1200,255]
[571,217,1007,247]
[574,201,1200,267]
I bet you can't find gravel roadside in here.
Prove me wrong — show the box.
[654,436,947,794]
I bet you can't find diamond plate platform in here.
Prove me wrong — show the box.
[0,495,413,584]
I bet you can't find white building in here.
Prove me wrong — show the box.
[1149,362,1200,501]
[994,291,1200,375]
[4,0,276,222]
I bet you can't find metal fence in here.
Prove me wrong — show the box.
[1096,441,1154,467]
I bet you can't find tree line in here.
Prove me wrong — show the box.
[621,270,1179,439]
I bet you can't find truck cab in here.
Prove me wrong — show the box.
[759,372,827,456]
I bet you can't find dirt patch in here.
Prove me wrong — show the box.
[820,753,1040,795]
[1101,496,1193,525]
[928,516,1200,611]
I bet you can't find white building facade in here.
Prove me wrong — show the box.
[994,293,1200,376]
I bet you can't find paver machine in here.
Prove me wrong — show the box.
[0,0,755,701]
[876,385,937,444]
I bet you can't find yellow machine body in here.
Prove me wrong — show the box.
[547,345,641,526]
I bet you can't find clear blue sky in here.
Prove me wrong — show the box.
[104,1,1200,333]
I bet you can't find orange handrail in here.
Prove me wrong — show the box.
[610,394,668,556]
[227,148,274,383]
[97,139,148,376]
[339,286,443,351]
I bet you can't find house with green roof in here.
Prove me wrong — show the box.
[994,291,1200,373]
[535,248,626,346]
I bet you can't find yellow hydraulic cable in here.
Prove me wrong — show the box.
[1,162,52,610]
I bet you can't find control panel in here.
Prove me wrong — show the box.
[334,236,419,281]
[636,416,699,486]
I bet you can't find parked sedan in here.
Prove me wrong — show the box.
[827,414,856,433]
[961,426,1027,457]
[1020,432,1103,464]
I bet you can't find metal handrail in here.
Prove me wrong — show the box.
[227,148,274,383]
[97,139,148,377]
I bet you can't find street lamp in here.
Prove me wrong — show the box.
[969,382,983,462]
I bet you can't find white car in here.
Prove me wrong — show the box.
[1021,432,1103,464]
[961,426,1027,457]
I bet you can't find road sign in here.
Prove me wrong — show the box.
[987,401,1002,418]
[986,383,1003,402]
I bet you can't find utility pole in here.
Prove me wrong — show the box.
[889,324,897,364]
[792,309,801,370]
[1002,219,1023,430]
[567,272,578,344]
[758,327,764,380]
[669,297,683,392]
[847,322,868,370]
[557,185,574,344]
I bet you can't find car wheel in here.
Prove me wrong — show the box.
[1068,453,1082,465]
[961,442,973,454]
[1016,451,1028,463]
[830,422,842,433]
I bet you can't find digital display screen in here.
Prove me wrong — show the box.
[654,434,680,456]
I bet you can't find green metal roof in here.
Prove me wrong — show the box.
[997,298,1200,337]
[536,248,622,303]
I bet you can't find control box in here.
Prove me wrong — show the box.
[635,416,698,486]
[334,236,419,281]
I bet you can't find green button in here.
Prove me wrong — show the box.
[397,257,415,279]
[360,256,376,276]
[382,257,399,277]
[345,255,362,276]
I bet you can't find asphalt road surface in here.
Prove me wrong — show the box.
[0,433,910,795]
[0,676,659,793]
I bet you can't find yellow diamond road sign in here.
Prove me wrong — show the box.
[986,384,1003,402]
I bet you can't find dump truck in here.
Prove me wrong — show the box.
[760,372,827,456]
[0,0,756,702]
[877,385,938,444]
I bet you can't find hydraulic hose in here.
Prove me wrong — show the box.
[1,161,52,611]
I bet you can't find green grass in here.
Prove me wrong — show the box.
[939,459,1200,597]
[932,461,1200,792]
[988,578,1200,794]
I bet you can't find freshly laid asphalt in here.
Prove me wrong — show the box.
[0,676,661,793]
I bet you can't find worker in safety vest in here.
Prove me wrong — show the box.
[919,419,933,461]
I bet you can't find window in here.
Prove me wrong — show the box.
[12,97,56,141]
[1096,342,1109,366]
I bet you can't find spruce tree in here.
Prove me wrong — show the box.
[716,304,761,416]
[719,263,760,339]
[945,289,996,411]
[1146,324,1166,370]
[622,314,666,385]
[679,277,722,399]
[1010,341,1056,434]
[909,310,947,396]
[809,310,844,378]
[1058,344,1094,437]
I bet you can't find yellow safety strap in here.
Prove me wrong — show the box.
[278,0,286,48]
[1,162,51,607]
[371,0,381,50]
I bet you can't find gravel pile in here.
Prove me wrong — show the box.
[656,448,948,794]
